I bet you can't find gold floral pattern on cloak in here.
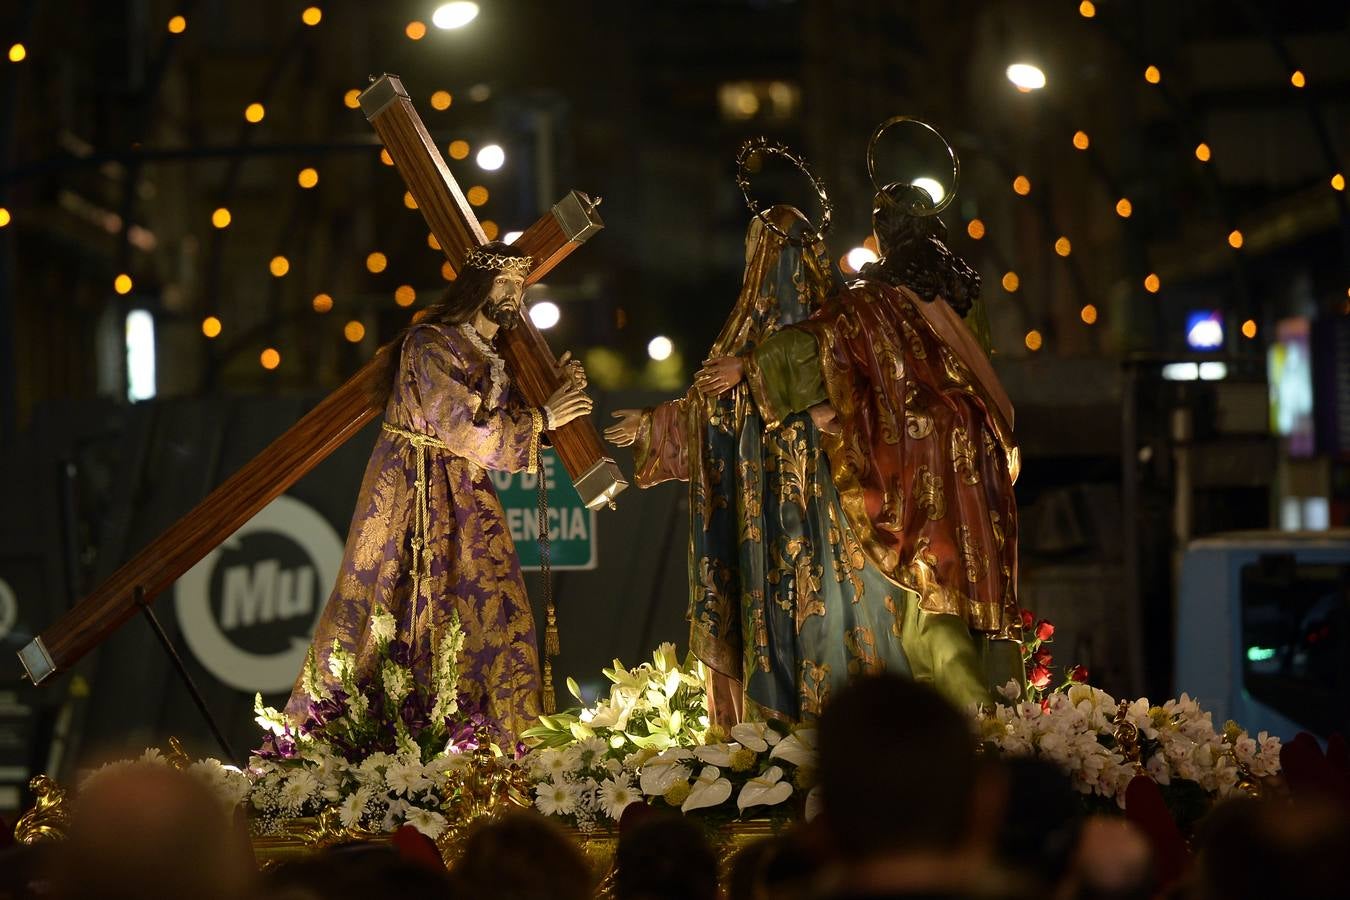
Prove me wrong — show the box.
[827,504,867,601]
[352,464,409,572]
[899,317,927,359]
[989,511,1006,552]
[750,600,771,673]
[875,386,903,445]
[768,537,825,632]
[877,476,905,534]
[845,626,882,677]
[951,426,980,486]
[695,454,728,531]
[913,465,946,521]
[697,556,735,631]
[800,659,831,717]
[766,421,820,515]
[940,345,971,388]
[904,382,934,440]
[884,593,904,639]
[737,456,764,544]
[959,525,989,584]
[901,536,962,617]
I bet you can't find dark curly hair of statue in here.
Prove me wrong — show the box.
[857,183,981,318]
[370,240,529,406]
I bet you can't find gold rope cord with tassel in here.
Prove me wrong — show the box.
[533,408,559,714]
[381,422,451,648]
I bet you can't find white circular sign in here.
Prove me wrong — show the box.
[0,577,17,641]
[174,495,342,693]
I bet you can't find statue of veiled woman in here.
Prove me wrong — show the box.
[608,205,932,724]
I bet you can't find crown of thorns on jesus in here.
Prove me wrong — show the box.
[463,249,534,274]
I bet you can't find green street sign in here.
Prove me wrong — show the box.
[489,449,597,570]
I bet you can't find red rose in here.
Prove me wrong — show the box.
[1034,648,1053,667]
[1070,665,1089,683]
[1020,608,1035,630]
[1036,620,1055,642]
[1029,664,1051,690]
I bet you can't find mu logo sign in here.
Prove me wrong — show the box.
[174,495,341,693]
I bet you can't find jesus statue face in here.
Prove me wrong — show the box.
[484,272,526,328]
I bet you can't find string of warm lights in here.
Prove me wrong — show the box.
[985,1,1341,354]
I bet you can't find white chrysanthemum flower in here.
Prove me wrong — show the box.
[188,759,251,810]
[339,786,372,828]
[535,780,579,817]
[574,737,608,770]
[598,776,639,821]
[404,806,449,840]
[534,749,571,781]
[386,761,430,796]
[280,769,320,811]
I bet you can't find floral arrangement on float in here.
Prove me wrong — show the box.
[519,643,818,830]
[979,611,1281,828]
[78,604,527,844]
[518,613,1282,833]
[63,607,1283,846]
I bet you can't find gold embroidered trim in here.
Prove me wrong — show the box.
[527,408,543,476]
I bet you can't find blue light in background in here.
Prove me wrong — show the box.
[1186,310,1225,350]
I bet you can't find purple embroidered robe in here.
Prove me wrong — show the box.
[286,323,543,740]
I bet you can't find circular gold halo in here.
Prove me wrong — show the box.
[866,116,960,217]
[735,138,833,247]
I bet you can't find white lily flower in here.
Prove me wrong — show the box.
[682,766,733,813]
[769,730,817,767]
[737,765,793,810]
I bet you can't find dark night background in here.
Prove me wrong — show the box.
[0,1,1347,800]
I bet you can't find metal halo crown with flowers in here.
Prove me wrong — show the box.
[463,248,534,275]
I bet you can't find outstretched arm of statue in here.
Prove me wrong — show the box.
[605,399,690,487]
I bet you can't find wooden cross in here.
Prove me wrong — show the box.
[359,74,626,509]
[17,74,624,687]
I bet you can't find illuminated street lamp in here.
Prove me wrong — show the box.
[648,336,673,362]
[476,144,505,171]
[1006,63,1047,92]
[529,301,560,330]
[911,176,945,204]
[432,2,479,29]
